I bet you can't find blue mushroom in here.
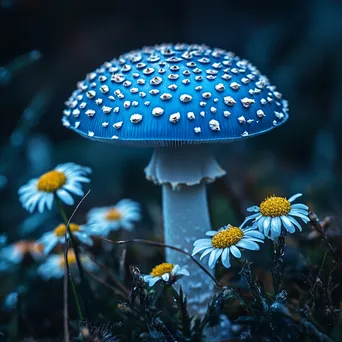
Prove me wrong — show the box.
[62,43,289,315]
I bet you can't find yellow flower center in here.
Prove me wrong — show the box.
[37,170,67,192]
[59,251,77,268]
[211,225,244,248]
[105,208,121,221]
[259,196,291,217]
[150,262,174,277]
[54,223,80,237]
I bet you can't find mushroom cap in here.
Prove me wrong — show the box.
[63,43,289,146]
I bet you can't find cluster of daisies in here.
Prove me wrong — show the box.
[192,193,310,271]
[1,162,141,280]
[1,161,311,290]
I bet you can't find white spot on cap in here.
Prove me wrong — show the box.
[86,90,96,99]
[168,84,178,91]
[238,116,246,123]
[114,107,120,113]
[223,111,231,117]
[143,67,154,75]
[79,102,87,109]
[150,76,162,85]
[152,107,164,117]
[160,93,172,101]
[124,101,131,108]
[85,109,95,117]
[230,82,241,90]
[209,119,220,131]
[215,83,225,92]
[187,112,195,120]
[257,109,265,117]
[247,119,254,124]
[88,131,94,137]
[241,131,249,137]
[72,109,80,117]
[111,74,125,83]
[241,97,255,108]
[194,127,201,133]
[200,111,205,117]
[95,98,103,105]
[169,112,180,123]
[241,77,249,84]
[274,111,284,119]
[111,135,119,139]
[102,122,109,128]
[130,114,143,123]
[113,121,123,129]
[100,85,109,93]
[195,86,202,91]
[102,106,112,114]
[130,88,139,94]
[224,96,236,106]
[260,98,267,105]
[180,94,192,103]
[144,101,150,106]
[75,121,80,128]
[274,91,282,99]
[210,107,217,114]
[202,92,211,99]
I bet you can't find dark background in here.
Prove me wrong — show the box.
[0,0,342,339]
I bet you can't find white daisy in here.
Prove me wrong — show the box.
[0,241,44,264]
[37,250,97,280]
[18,162,92,213]
[192,224,265,269]
[37,223,94,255]
[143,263,190,287]
[86,199,141,236]
[243,193,310,240]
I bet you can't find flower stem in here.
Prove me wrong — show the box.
[55,197,90,320]
[272,233,286,294]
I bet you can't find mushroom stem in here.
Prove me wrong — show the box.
[145,145,226,316]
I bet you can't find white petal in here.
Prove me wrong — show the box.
[289,211,310,223]
[281,216,295,234]
[199,247,215,260]
[257,216,266,231]
[206,230,218,236]
[236,239,260,251]
[247,205,260,213]
[171,265,180,275]
[230,245,242,258]
[193,238,211,246]
[287,216,302,232]
[149,277,160,287]
[161,273,170,282]
[63,183,84,196]
[271,217,281,237]
[221,248,231,268]
[74,232,93,246]
[176,268,190,276]
[56,189,74,206]
[263,217,271,232]
[192,239,212,248]
[208,249,220,269]
[244,230,265,239]
[291,203,308,210]
[288,193,302,203]
[192,244,211,256]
